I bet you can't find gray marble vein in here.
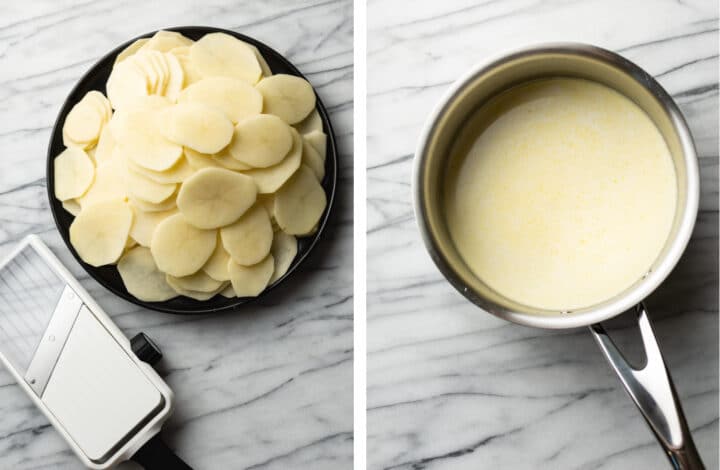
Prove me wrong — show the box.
[367,0,718,469]
[0,0,353,469]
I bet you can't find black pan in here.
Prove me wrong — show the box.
[46,26,338,315]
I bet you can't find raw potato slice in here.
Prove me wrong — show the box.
[228,254,274,297]
[220,205,273,266]
[54,147,95,200]
[243,128,302,193]
[94,126,116,164]
[178,77,262,123]
[304,130,327,161]
[274,165,327,235]
[133,51,162,93]
[294,108,322,135]
[184,148,222,170]
[203,235,231,281]
[228,114,292,168]
[78,159,127,208]
[63,91,108,148]
[212,148,251,171]
[127,168,177,204]
[167,270,223,293]
[87,92,112,122]
[246,43,272,77]
[170,46,203,87]
[166,279,227,301]
[160,103,233,154]
[163,52,185,102]
[257,194,275,220]
[177,168,257,229]
[116,109,183,171]
[302,139,325,181]
[141,30,193,53]
[62,199,81,216]
[129,194,177,213]
[115,38,150,64]
[220,284,235,298]
[269,231,297,283]
[118,246,177,301]
[190,32,262,85]
[129,207,177,247]
[70,200,133,266]
[151,213,216,277]
[128,156,193,184]
[107,59,151,110]
[256,74,316,124]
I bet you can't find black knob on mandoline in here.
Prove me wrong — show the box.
[131,332,163,367]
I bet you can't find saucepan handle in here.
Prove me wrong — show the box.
[589,304,704,470]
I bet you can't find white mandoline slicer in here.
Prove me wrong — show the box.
[0,235,192,469]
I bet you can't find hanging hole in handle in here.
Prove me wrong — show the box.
[597,307,648,369]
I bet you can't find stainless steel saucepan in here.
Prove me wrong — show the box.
[413,43,703,469]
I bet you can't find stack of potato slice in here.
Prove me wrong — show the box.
[54,30,329,302]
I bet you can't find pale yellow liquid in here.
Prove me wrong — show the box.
[444,78,677,311]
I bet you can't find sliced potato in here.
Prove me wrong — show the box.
[94,126,116,165]
[63,91,108,148]
[178,77,262,123]
[269,231,297,283]
[243,128,302,193]
[166,279,227,301]
[62,199,81,216]
[220,204,273,266]
[117,246,177,301]
[106,59,151,110]
[228,254,274,297]
[184,148,222,170]
[127,168,177,204]
[177,167,257,229]
[274,165,327,235]
[150,213,216,277]
[228,114,293,168]
[115,38,150,64]
[246,43,272,77]
[128,156,194,184]
[163,52,185,101]
[115,108,183,171]
[256,74,315,124]
[141,30,193,53]
[302,139,325,181]
[167,270,223,293]
[54,147,95,201]
[129,193,177,213]
[70,199,133,266]
[129,207,178,247]
[78,158,127,208]
[303,130,327,161]
[133,51,162,93]
[294,108,322,135]
[212,147,252,171]
[220,284,236,298]
[170,46,203,87]
[159,103,233,154]
[190,32,262,85]
[203,235,231,281]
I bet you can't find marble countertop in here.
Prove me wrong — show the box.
[367,0,718,469]
[0,1,353,469]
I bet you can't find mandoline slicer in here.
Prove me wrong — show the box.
[0,235,191,469]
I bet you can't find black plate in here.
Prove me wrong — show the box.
[47,26,338,314]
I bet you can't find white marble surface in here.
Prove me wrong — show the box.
[367,0,718,469]
[0,1,353,469]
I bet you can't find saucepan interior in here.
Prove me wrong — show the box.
[414,43,699,329]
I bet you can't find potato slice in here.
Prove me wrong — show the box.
[212,147,252,171]
[159,103,233,154]
[178,77,262,123]
[256,74,315,124]
[116,108,183,171]
[78,158,127,208]
[127,168,177,204]
[128,156,193,184]
[166,279,227,301]
[94,126,116,165]
[190,32,262,85]
[220,205,273,266]
[269,231,297,283]
[117,246,177,301]
[243,128,302,193]
[245,43,272,77]
[147,51,170,93]
[302,139,325,181]
[133,51,162,94]
[63,91,108,148]
[170,46,203,87]
[184,148,222,169]
[129,193,177,213]
[62,199,81,216]
[294,108,322,135]
[129,207,177,247]
[87,91,112,122]
[141,30,193,53]
[163,52,185,102]
[303,130,327,161]
[228,254,274,297]
[203,235,231,281]
[177,167,257,229]
[228,114,293,168]
[150,213,216,276]
[70,199,133,266]
[220,284,236,298]
[54,147,95,201]
[274,165,327,235]
[167,270,223,293]
[115,38,150,64]
[107,59,151,110]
